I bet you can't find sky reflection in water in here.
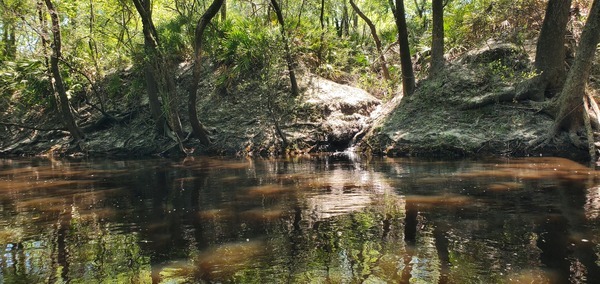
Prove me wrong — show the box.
[0,156,599,283]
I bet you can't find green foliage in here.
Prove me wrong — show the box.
[101,68,146,104]
[0,207,153,283]
[444,0,546,49]
[157,15,192,60]
[68,211,153,283]
[0,0,595,138]
[485,59,517,81]
[0,59,52,109]
[482,59,538,83]
[296,25,374,84]
[357,71,393,99]
[208,18,280,92]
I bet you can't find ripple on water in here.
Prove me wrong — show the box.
[158,239,268,282]
[503,268,558,283]
[487,182,524,191]
[244,184,291,197]
[0,157,599,283]
[240,207,287,222]
[197,208,231,219]
[585,186,600,220]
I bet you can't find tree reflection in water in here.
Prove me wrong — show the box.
[0,156,599,283]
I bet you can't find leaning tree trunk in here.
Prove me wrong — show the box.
[131,0,167,136]
[533,0,572,100]
[341,0,350,37]
[430,0,445,77]
[221,0,226,21]
[349,0,391,81]
[160,61,185,139]
[37,0,50,71]
[132,0,185,140]
[44,0,85,141]
[389,0,415,96]
[270,0,300,96]
[188,0,223,145]
[553,0,600,134]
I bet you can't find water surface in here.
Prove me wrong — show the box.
[0,156,599,283]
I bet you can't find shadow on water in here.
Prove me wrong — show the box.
[0,156,599,283]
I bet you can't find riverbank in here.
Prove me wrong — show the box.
[0,44,593,161]
[360,44,590,161]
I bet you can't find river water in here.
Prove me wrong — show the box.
[0,155,599,283]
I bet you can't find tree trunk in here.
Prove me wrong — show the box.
[88,0,101,77]
[44,0,85,141]
[2,21,16,60]
[270,0,300,96]
[221,0,226,21]
[413,0,427,29]
[352,9,358,33]
[161,63,184,139]
[349,0,390,81]
[534,0,572,100]
[389,0,415,96]
[132,0,184,141]
[318,0,325,64]
[143,59,167,136]
[188,0,223,145]
[36,0,50,69]
[1,25,6,59]
[295,0,307,30]
[430,0,445,77]
[131,0,167,136]
[342,0,349,36]
[553,0,600,134]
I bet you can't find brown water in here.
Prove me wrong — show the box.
[0,155,599,283]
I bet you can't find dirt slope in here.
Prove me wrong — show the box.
[359,44,587,160]
[0,72,381,157]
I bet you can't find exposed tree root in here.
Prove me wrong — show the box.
[0,121,66,132]
[513,75,545,102]
[0,131,41,154]
[529,133,554,151]
[160,130,193,156]
[530,93,599,162]
[459,86,515,110]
